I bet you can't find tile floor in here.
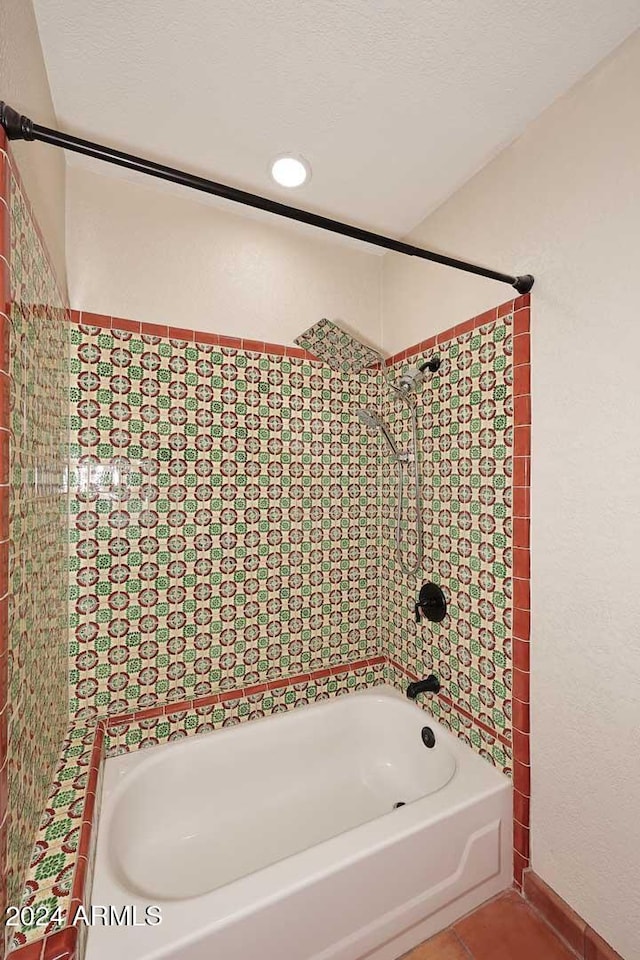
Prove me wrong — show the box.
[404,891,576,960]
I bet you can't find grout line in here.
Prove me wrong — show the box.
[452,929,475,959]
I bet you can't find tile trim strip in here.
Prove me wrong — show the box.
[101,655,387,730]
[510,297,531,889]
[69,310,320,361]
[70,298,530,367]
[383,294,531,367]
[524,870,625,960]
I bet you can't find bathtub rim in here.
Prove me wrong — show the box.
[103,683,502,784]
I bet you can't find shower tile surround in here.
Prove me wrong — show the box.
[382,298,532,887]
[0,133,70,953]
[1,129,531,956]
[7,302,531,957]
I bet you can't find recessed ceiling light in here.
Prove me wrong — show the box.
[270,155,311,188]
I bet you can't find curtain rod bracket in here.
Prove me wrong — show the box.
[512,274,534,294]
[0,103,35,141]
[1,100,534,294]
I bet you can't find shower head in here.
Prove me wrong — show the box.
[357,407,400,460]
[295,318,385,375]
[392,357,441,397]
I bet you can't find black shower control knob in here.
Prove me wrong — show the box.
[415,582,447,623]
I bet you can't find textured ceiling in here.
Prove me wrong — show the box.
[33,0,640,237]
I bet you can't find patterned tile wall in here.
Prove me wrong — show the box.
[103,659,385,756]
[69,321,382,725]
[4,151,69,919]
[380,312,515,773]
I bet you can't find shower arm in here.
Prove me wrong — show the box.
[0,102,534,294]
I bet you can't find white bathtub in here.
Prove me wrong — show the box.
[87,686,512,960]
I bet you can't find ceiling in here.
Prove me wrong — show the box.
[33,0,639,238]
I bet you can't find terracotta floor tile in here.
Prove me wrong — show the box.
[403,930,470,959]
[454,892,576,960]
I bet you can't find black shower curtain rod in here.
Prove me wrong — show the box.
[1,102,534,294]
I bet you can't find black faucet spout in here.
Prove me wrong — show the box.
[407,675,441,699]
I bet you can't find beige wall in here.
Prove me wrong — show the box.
[0,0,67,290]
[382,30,640,960]
[66,165,382,346]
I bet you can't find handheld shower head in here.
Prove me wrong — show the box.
[356,408,381,430]
[358,404,422,576]
[357,407,400,460]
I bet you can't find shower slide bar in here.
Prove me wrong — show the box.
[0,101,534,294]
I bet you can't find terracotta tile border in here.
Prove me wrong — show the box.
[510,297,531,889]
[385,294,532,891]
[68,310,319,361]
[524,871,625,960]
[7,655,385,959]
[383,294,531,367]
[98,655,386,730]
